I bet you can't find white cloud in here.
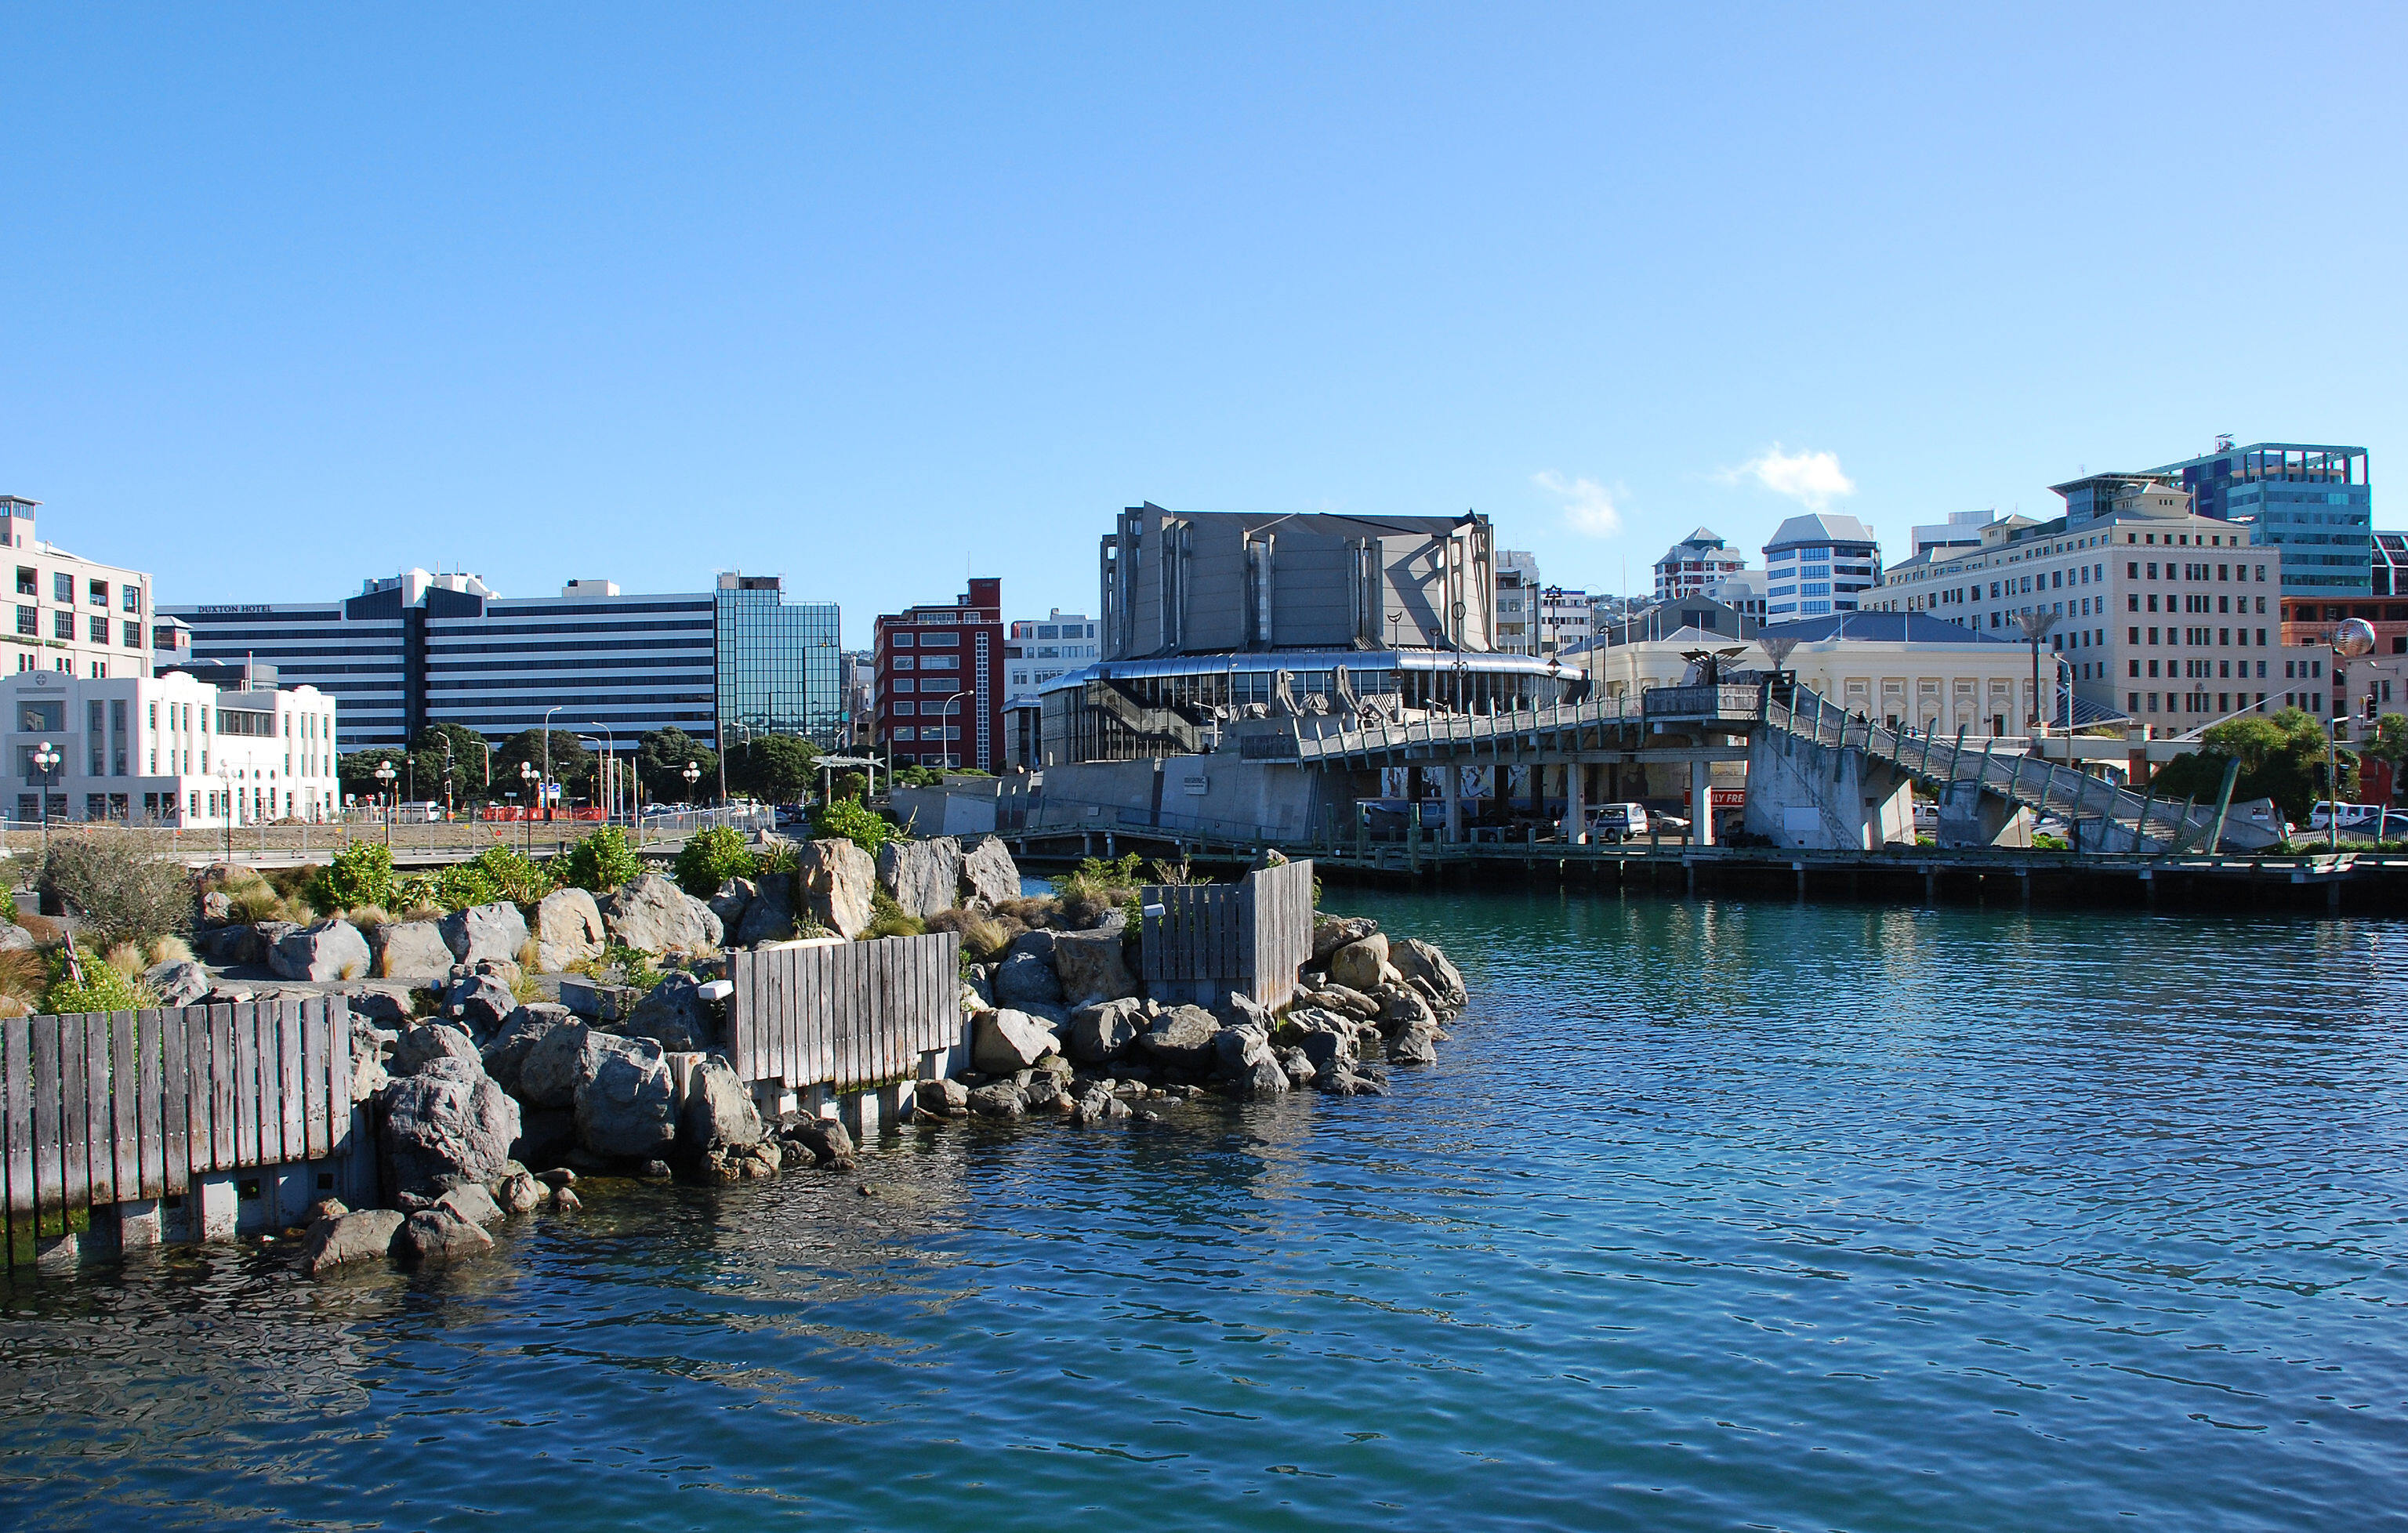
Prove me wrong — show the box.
[1532,470,1623,537]
[1728,445,1855,511]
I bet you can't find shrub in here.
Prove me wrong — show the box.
[342,904,394,933]
[40,838,194,951]
[993,895,1062,929]
[310,842,398,914]
[810,796,894,859]
[0,949,47,1011]
[43,951,150,1015]
[756,840,800,876]
[925,907,1024,960]
[560,826,643,894]
[576,940,663,994]
[0,886,17,925]
[674,826,756,899]
[469,843,555,908]
[862,886,924,940]
[144,934,194,967]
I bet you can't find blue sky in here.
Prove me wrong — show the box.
[5,4,2402,644]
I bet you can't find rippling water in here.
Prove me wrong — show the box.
[5,888,2406,1531]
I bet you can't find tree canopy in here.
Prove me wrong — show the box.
[723,734,821,803]
[635,727,720,803]
[2149,708,2354,822]
[490,730,600,804]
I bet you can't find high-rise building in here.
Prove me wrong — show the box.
[1764,515,1882,618]
[0,495,154,682]
[2145,439,2371,596]
[1536,586,1594,655]
[1004,611,1101,703]
[1494,551,1542,655]
[875,578,1003,770]
[1909,509,2004,560]
[715,573,843,745]
[1652,528,1747,600]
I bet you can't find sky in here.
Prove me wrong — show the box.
[4,3,2403,646]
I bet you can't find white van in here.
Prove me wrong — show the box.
[1586,803,1650,843]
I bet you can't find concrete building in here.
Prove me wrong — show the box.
[1536,586,1595,657]
[2145,439,2372,596]
[5,664,338,825]
[166,567,840,752]
[1004,611,1101,703]
[1494,551,1542,655]
[1652,528,1748,600]
[1700,568,1767,623]
[874,578,1004,770]
[1764,514,1882,619]
[1909,509,2005,560]
[0,496,154,682]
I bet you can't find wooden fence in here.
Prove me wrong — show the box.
[1140,857,1315,1010]
[3,996,356,1268]
[726,932,965,1090]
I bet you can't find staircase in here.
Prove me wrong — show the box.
[1763,687,2220,852]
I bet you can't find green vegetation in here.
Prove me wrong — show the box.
[310,841,399,914]
[43,951,150,1016]
[863,886,924,940]
[2149,708,2354,823]
[557,825,643,893]
[41,838,194,950]
[636,727,720,803]
[723,734,822,803]
[673,826,756,898]
[0,885,19,926]
[811,795,894,857]
[575,939,665,994]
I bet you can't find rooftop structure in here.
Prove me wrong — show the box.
[1652,527,1747,600]
[1763,513,1882,619]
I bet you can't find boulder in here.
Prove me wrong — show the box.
[556,975,640,1023]
[1376,983,1436,1030]
[1137,1006,1222,1071]
[626,973,713,1053]
[575,1039,677,1160]
[350,1047,390,1104]
[391,1208,494,1264]
[198,890,232,922]
[1213,1027,1274,1078]
[959,836,1021,907]
[1277,1046,1316,1087]
[0,922,30,954]
[603,874,716,955]
[300,1209,407,1277]
[1067,997,1144,1064]
[1051,929,1134,1006]
[390,1022,481,1077]
[143,959,211,1008]
[531,888,607,973]
[339,984,416,1028]
[493,1170,546,1214]
[1232,1056,1289,1099]
[375,921,454,980]
[1312,914,1380,962]
[1386,1020,1438,1066]
[1327,935,1391,992]
[972,1009,1057,1074]
[1214,990,1275,1033]
[552,1185,584,1212]
[513,1107,577,1168]
[782,1114,857,1166]
[734,875,799,945]
[992,950,1063,1007]
[481,1003,573,1097]
[1393,939,1468,1013]
[441,902,529,969]
[876,837,963,919]
[268,919,372,982]
[1025,1074,1071,1112]
[305,1197,349,1226]
[441,974,518,1041]
[379,1063,522,1194]
[708,879,754,931]
[1294,1028,1353,1074]
[967,1082,1026,1118]
[1305,983,1383,1021]
[680,1055,765,1152]
[796,839,877,938]
[435,1181,505,1227]
[518,1021,628,1111]
[913,1078,970,1118]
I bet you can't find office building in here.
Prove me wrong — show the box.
[1700,568,1767,623]
[1652,528,1748,600]
[1004,611,1101,703]
[167,567,840,752]
[2144,439,2371,596]
[716,573,844,745]
[1536,586,1595,656]
[1494,551,1542,655]
[0,496,154,682]
[875,578,1004,770]
[1764,515,1882,619]
[5,663,338,825]
[1909,509,2004,560]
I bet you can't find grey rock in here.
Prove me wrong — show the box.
[375,920,454,980]
[533,1166,576,1188]
[339,984,416,1027]
[961,963,995,1009]
[493,1170,546,1214]
[967,1082,1027,1118]
[708,878,754,930]
[876,836,963,920]
[481,1003,572,1097]
[198,890,232,922]
[442,974,518,1041]
[552,1185,583,1212]
[959,835,1021,907]
[391,1208,494,1264]
[734,875,798,945]
[795,839,877,939]
[441,901,530,969]
[602,874,715,955]
[1295,1028,1352,1073]
[1386,1020,1438,1066]
[1004,928,1057,963]
[556,975,641,1023]
[1067,997,1144,1064]
[1213,1027,1274,1078]
[379,1066,522,1194]
[301,1208,407,1276]
[531,888,607,973]
[513,1106,577,1167]
[0,922,32,954]
[519,1021,631,1111]
[1215,990,1274,1033]
[1305,983,1383,1021]
[435,1181,505,1227]
[1394,937,1467,1013]
[269,919,373,982]
[1051,928,1134,1006]
[680,1054,764,1152]
[1024,1073,1070,1112]
[390,1022,481,1077]
[626,973,713,1053]
[914,1078,970,1118]
[1376,983,1437,1031]
[783,1114,858,1165]
[1277,1046,1316,1085]
[575,1038,676,1160]
[1312,914,1380,962]
[143,959,211,1008]
[1327,934,1391,992]
[972,1008,1056,1074]
[992,949,1063,1007]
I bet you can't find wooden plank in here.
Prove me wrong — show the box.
[763,949,785,1085]
[31,1018,64,1218]
[161,1008,190,1195]
[110,1010,140,1201]
[135,1009,164,1198]
[325,996,354,1157]
[811,944,835,1087]
[728,951,755,1079]
[56,1016,88,1215]
[2,1017,27,1258]
[209,1005,237,1172]
[84,1013,115,1205]
[302,1002,331,1162]
[881,939,902,1080]
[277,998,306,1166]
[231,1002,260,1169]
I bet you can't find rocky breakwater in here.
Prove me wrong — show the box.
[913,908,1468,1128]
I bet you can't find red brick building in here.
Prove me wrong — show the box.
[873,578,1003,770]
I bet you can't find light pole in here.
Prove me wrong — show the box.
[519,759,540,854]
[584,722,616,824]
[542,705,562,823]
[682,759,701,822]
[2015,611,2061,735]
[374,758,397,848]
[2329,618,2377,849]
[32,740,59,864]
[441,735,455,823]
[936,690,970,771]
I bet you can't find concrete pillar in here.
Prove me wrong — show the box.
[117,1198,164,1249]
[1561,762,1588,844]
[196,1174,239,1242]
[1442,764,1463,844]
[1691,759,1715,847]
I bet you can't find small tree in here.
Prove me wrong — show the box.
[724,734,822,803]
[811,795,894,858]
[40,839,192,950]
[310,841,399,913]
[2151,708,2352,822]
[674,826,756,897]
[560,826,643,893]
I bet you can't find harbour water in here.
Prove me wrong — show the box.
[3,888,2404,1531]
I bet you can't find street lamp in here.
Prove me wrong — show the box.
[542,705,563,823]
[374,758,397,847]
[2328,617,2377,849]
[519,759,540,854]
[2015,611,2061,734]
[936,690,970,771]
[32,740,60,861]
[682,760,701,819]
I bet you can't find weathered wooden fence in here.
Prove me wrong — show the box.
[726,932,965,1090]
[1140,857,1315,1010]
[3,995,356,1269]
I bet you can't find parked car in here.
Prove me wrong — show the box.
[1585,802,1651,843]
[2305,802,2406,841]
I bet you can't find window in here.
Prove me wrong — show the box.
[89,616,108,644]
[919,631,960,647]
[121,585,141,614]
[87,578,107,607]
[13,605,32,636]
[13,568,31,596]
[890,632,915,647]
[121,621,141,648]
[919,653,959,669]
[53,572,71,603]
[53,610,72,640]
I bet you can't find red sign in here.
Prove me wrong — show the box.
[1681,788,1746,808]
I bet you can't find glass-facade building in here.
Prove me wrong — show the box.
[715,574,843,745]
[2148,441,2371,596]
